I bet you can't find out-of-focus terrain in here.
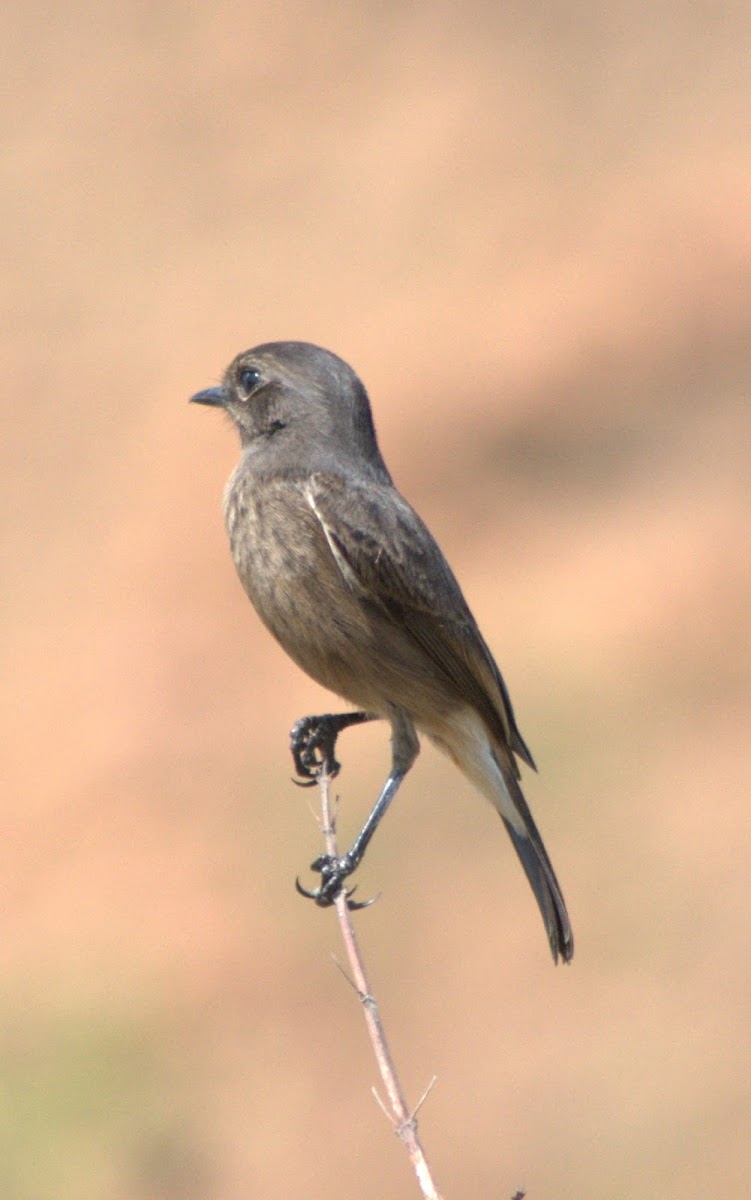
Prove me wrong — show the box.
[2,4,750,1198]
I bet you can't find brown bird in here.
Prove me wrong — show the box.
[191,342,573,963]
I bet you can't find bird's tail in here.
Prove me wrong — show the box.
[497,762,574,964]
[428,709,573,963]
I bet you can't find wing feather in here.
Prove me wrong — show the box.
[305,474,535,771]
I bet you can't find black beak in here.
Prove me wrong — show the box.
[190,386,226,407]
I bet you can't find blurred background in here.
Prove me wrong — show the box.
[2,2,750,1197]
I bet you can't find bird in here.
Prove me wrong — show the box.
[191,341,573,963]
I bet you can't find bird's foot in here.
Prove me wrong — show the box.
[295,853,377,911]
[290,714,344,787]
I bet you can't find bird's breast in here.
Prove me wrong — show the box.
[224,472,322,621]
[222,469,382,705]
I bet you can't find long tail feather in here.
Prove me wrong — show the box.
[497,762,573,964]
[501,814,573,964]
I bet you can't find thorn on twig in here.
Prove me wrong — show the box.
[371,1085,394,1124]
[412,1075,438,1117]
[332,954,378,1009]
[331,954,358,992]
[302,789,326,827]
[370,1075,438,1133]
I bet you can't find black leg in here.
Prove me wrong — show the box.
[290,711,374,786]
[299,765,408,905]
[297,709,419,907]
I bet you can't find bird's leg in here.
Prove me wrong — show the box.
[290,710,374,786]
[296,710,419,907]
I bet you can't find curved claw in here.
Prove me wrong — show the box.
[295,876,378,911]
[290,749,322,785]
[294,873,339,907]
[290,776,317,789]
[344,887,379,911]
[295,875,321,901]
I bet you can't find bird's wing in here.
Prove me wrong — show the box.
[304,473,535,771]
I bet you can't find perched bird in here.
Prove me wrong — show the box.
[191,342,573,963]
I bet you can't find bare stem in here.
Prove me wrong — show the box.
[316,769,445,1200]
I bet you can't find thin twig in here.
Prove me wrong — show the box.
[316,769,445,1200]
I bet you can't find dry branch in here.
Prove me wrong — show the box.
[314,769,445,1200]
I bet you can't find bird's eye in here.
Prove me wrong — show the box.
[238,367,261,396]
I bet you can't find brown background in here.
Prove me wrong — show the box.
[3,3,750,1198]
